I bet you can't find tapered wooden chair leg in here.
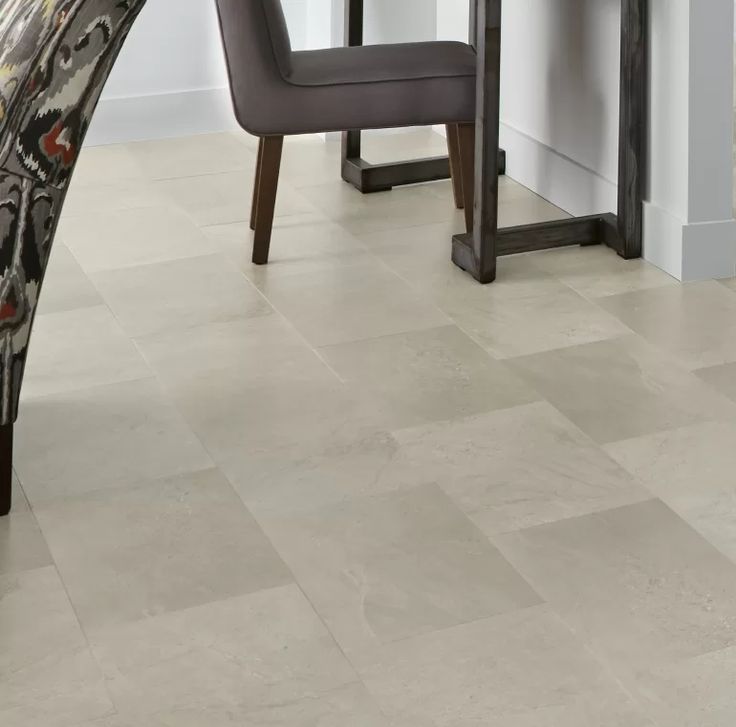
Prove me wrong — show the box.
[0,423,12,517]
[457,122,476,233]
[446,124,464,209]
[250,137,265,231]
[252,136,284,265]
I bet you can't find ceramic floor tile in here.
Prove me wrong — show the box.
[507,334,736,443]
[440,282,630,359]
[382,401,650,535]
[531,244,677,299]
[90,254,272,337]
[202,217,368,281]
[126,133,254,180]
[597,281,736,370]
[20,306,151,399]
[154,169,316,227]
[256,484,541,656]
[70,144,146,186]
[36,244,102,316]
[606,420,736,562]
[35,469,292,633]
[255,260,450,347]
[61,179,168,219]
[0,567,114,727]
[494,500,736,672]
[357,605,652,727]
[59,206,215,273]
[15,378,212,505]
[629,647,736,727]
[0,504,52,575]
[320,325,539,429]
[695,360,736,402]
[89,584,357,717]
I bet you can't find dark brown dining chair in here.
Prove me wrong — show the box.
[215,0,477,264]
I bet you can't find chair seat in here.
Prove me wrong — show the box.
[260,41,477,136]
[288,41,477,87]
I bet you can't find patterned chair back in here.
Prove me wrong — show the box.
[0,0,146,424]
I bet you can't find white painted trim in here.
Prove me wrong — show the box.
[85,88,238,147]
[643,201,736,281]
[498,121,617,218]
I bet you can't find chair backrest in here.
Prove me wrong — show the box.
[215,0,294,133]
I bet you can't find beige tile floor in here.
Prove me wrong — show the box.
[3,128,736,726]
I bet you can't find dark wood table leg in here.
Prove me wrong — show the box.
[451,0,647,282]
[451,0,502,283]
[616,0,648,259]
[1,423,12,516]
[341,0,505,194]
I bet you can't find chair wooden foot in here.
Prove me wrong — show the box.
[457,122,475,233]
[446,124,464,210]
[1,423,12,517]
[250,137,265,231]
[252,136,284,265]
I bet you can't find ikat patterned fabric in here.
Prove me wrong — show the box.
[0,0,146,424]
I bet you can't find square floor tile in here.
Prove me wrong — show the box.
[695,361,736,402]
[597,281,736,370]
[507,334,736,443]
[59,206,215,273]
[0,567,113,727]
[255,260,450,347]
[383,401,650,534]
[20,306,151,399]
[90,584,357,717]
[320,325,539,429]
[35,469,291,633]
[15,378,212,504]
[91,254,272,337]
[36,244,101,316]
[357,605,652,727]
[495,500,736,671]
[0,506,52,576]
[606,420,736,562]
[256,484,541,656]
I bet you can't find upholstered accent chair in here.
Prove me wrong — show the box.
[0,0,147,514]
[215,0,478,265]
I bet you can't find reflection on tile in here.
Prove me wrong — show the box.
[91,254,272,337]
[20,306,151,399]
[36,244,101,316]
[531,244,676,299]
[320,325,539,429]
[60,206,214,273]
[695,361,736,402]
[255,261,450,347]
[0,567,113,727]
[384,401,650,535]
[257,484,541,655]
[606,421,736,562]
[36,469,291,632]
[507,335,736,443]
[127,133,253,180]
[358,605,651,727]
[597,281,736,370]
[15,378,212,504]
[495,500,736,671]
[90,584,356,717]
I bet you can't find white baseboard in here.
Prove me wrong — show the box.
[85,88,238,147]
[499,121,617,218]
[643,201,736,281]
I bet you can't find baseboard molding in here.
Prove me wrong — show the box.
[499,122,618,218]
[85,88,238,147]
[643,201,736,280]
